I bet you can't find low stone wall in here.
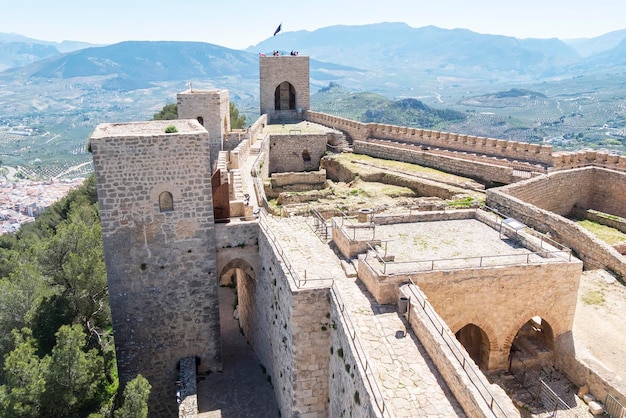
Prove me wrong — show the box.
[265,170,328,199]
[329,289,381,417]
[488,185,626,278]
[555,335,626,409]
[332,219,379,259]
[572,206,626,234]
[399,284,520,418]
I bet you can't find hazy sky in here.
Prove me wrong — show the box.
[4,0,625,49]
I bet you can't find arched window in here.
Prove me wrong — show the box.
[159,191,174,212]
[197,116,204,126]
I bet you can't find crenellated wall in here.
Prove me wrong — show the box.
[305,111,626,177]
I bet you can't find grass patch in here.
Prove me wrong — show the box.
[582,290,606,306]
[576,219,626,245]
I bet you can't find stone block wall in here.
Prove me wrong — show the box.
[90,120,221,417]
[411,261,581,370]
[269,134,328,173]
[177,89,230,164]
[328,291,380,418]
[254,224,331,417]
[552,150,626,172]
[260,56,310,120]
[488,169,626,277]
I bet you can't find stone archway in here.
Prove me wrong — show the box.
[218,258,256,343]
[508,316,555,371]
[274,81,296,111]
[455,323,491,371]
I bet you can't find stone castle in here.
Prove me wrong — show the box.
[89,55,626,417]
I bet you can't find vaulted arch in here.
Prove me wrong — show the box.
[274,81,296,111]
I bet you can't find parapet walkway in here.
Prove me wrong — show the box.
[264,214,466,417]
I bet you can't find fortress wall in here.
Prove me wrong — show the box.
[552,150,626,172]
[256,226,330,417]
[90,121,220,417]
[501,168,595,216]
[399,284,521,418]
[354,139,516,184]
[487,189,626,277]
[368,124,554,165]
[269,134,327,173]
[305,110,370,142]
[590,168,626,218]
[329,290,380,418]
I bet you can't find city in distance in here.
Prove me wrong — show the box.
[1,22,626,181]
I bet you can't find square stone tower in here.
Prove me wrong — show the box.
[259,56,310,122]
[177,89,230,166]
[90,119,221,417]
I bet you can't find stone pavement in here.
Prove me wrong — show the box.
[265,214,466,417]
[196,287,280,418]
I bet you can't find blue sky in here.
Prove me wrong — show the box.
[4,0,625,49]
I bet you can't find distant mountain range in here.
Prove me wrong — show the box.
[2,22,626,92]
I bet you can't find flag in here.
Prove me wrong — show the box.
[273,23,282,36]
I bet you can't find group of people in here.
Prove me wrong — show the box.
[258,50,300,57]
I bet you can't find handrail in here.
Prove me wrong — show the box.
[405,280,510,417]
[365,241,571,276]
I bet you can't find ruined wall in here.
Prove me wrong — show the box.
[90,120,220,417]
[589,168,626,218]
[254,224,331,417]
[269,134,328,173]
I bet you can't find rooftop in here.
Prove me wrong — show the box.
[90,119,206,138]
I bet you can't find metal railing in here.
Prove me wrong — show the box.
[536,378,576,418]
[365,241,571,276]
[405,280,510,417]
[605,393,626,418]
[333,215,377,242]
[307,205,330,241]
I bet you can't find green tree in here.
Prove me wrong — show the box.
[152,103,178,120]
[37,201,109,347]
[41,324,106,417]
[114,374,151,418]
[230,102,247,129]
[0,329,46,418]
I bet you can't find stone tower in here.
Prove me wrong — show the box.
[259,55,310,121]
[90,119,221,417]
[177,89,230,166]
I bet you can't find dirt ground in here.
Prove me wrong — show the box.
[572,269,626,387]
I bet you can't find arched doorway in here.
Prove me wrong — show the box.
[455,323,490,370]
[509,316,554,370]
[274,81,296,111]
[219,259,256,344]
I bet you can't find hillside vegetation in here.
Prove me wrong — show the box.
[0,176,148,417]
